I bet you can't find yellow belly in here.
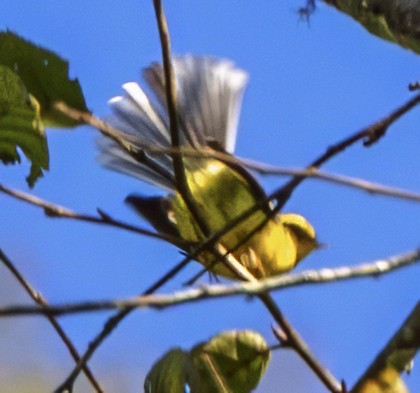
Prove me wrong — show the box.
[170,159,300,279]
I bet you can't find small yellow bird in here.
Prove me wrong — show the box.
[100,56,318,279]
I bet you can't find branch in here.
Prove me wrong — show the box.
[2,249,417,317]
[53,0,237,386]
[261,295,343,392]
[16,248,420,392]
[272,92,420,211]
[186,91,420,283]
[52,102,420,206]
[152,0,211,236]
[248,165,420,204]
[0,183,184,246]
[152,0,182,185]
[149,12,327,390]
[0,249,104,393]
[150,1,249,280]
[53,0,255,388]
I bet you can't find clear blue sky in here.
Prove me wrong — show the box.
[1,1,419,392]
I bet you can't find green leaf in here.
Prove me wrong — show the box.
[189,330,270,393]
[144,348,189,393]
[0,65,48,187]
[144,330,271,393]
[0,31,88,127]
[324,0,420,54]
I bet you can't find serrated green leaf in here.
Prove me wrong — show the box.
[0,65,48,187]
[0,30,88,127]
[189,330,270,393]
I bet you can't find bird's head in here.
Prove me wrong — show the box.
[280,214,320,264]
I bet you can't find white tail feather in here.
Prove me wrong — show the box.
[99,56,249,190]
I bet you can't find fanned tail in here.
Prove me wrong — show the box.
[98,56,249,191]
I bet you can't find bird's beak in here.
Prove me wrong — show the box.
[315,241,328,250]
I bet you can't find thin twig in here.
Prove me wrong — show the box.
[151,0,240,279]
[0,249,104,393]
[152,0,210,233]
[188,92,420,280]
[273,92,420,211]
[52,102,420,204]
[8,249,420,392]
[53,81,420,220]
[151,5,290,372]
[52,249,193,393]
[152,0,183,183]
[54,1,205,389]
[151,1,246,279]
[210,245,343,392]
[3,248,418,318]
[0,183,184,246]
[55,99,420,288]
[260,295,342,392]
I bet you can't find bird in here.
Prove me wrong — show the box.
[98,56,318,280]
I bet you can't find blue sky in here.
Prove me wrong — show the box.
[1,1,419,392]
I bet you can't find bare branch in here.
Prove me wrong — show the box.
[250,165,420,203]
[261,294,343,392]
[53,102,420,205]
[53,0,260,386]
[152,0,211,239]
[2,249,417,317]
[0,249,104,393]
[6,249,420,392]
[0,183,184,246]
[148,8,332,389]
[189,92,420,285]
[272,92,420,211]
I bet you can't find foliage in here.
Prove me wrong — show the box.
[0,31,87,186]
[145,330,270,393]
[323,0,420,54]
[0,65,47,186]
